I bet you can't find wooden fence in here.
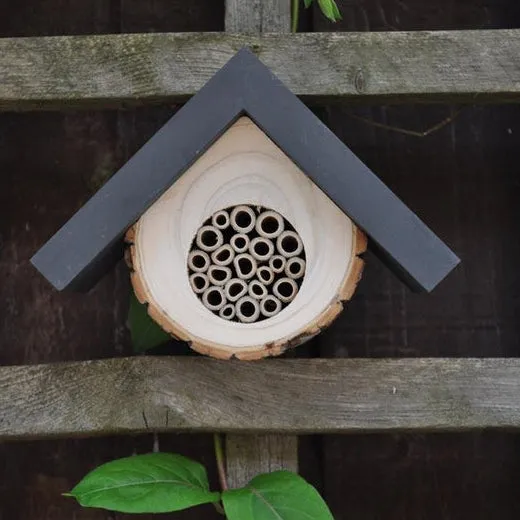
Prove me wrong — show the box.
[1,0,519,490]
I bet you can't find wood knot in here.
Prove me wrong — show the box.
[354,69,366,94]
[248,43,261,55]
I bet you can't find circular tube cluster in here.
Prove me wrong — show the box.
[187,205,306,323]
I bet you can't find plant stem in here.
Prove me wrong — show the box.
[214,433,228,491]
[291,0,299,32]
[214,502,226,516]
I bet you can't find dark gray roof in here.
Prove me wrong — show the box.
[31,48,460,292]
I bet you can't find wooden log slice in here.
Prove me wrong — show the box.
[126,117,367,360]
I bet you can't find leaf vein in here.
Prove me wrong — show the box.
[250,487,284,520]
[78,479,202,498]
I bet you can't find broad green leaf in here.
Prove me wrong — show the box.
[222,471,334,520]
[317,0,342,21]
[67,453,220,514]
[128,291,171,352]
[303,0,313,8]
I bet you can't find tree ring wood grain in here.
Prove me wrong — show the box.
[126,117,367,360]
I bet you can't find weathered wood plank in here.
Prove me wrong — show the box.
[2,357,520,440]
[260,0,291,32]
[2,29,520,110]
[226,435,298,487]
[225,0,291,33]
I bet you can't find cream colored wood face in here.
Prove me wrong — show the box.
[130,116,364,358]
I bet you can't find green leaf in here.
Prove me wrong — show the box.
[222,471,334,520]
[303,0,313,8]
[330,0,342,20]
[67,453,220,514]
[128,291,171,352]
[317,0,342,21]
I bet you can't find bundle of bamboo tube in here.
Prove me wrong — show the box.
[187,205,305,323]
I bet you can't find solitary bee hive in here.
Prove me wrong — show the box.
[126,117,367,359]
[31,50,459,360]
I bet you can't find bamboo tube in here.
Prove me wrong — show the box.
[196,225,224,252]
[248,280,268,300]
[230,205,256,234]
[202,286,227,312]
[285,257,306,280]
[211,244,235,267]
[224,278,248,302]
[273,278,298,303]
[187,250,211,273]
[230,233,250,254]
[249,237,275,262]
[257,266,275,286]
[212,209,230,230]
[256,210,285,239]
[269,254,286,274]
[189,273,209,294]
[233,253,257,280]
[219,303,236,321]
[207,265,232,286]
[276,231,304,258]
[235,296,261,323]
[260,295,282,318]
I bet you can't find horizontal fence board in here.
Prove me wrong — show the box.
[1,357,520,440]
[1,30,520,109]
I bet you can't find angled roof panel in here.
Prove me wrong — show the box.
[31,55,245,291]
[235,50,460,291]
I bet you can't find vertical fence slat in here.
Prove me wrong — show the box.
[225,0,291,33]
[224,0,297,487]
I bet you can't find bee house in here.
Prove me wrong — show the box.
[31,49,460,360]
[125,116,367,359]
